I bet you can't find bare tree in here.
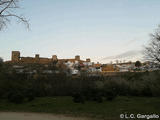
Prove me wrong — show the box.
[0,0,29,30]
[145,25,160,65]
[0,57,3,62]
[0,57,3,68]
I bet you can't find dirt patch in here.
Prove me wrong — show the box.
[0,112,91,120]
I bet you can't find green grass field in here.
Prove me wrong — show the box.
[0,96,160,120]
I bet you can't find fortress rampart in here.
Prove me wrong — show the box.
[10,51,88,64]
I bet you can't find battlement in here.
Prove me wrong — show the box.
[86,58,91,62]
[12,51,20,62]
[75,55,80,61]
[10,51,91,64]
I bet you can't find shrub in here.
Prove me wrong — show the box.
[27,93,35,102]
[141,86,152,97]
[7,91,24,104]
[24,88,35,102]
[94,93,103,103]
[105,89,117,101]
[103,80,118,101]
[72,92,85,104]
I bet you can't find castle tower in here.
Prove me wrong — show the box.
[12,51,20,62]
[52,55,58,61]
[35,54,40,62]
[75,55,80,61]
[86,58,91,62]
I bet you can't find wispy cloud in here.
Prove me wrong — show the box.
[123,38,140,47]
[101,50,143,63]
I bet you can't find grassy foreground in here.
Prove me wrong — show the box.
[0,96,160,120]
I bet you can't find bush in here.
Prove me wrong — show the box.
[105,89,117,101]
[141,86,152,97]
[103,80,118,101]
[94,93,103,103]
[72,92,85,104]
[27,93,35,102]
[7,91,24,104]
[24,88,35,102]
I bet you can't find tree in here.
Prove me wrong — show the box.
[0,0,29,30]
[145,25,160,65]
[0,57,3,63]
[0,57,3,69]
[135,61,142,68]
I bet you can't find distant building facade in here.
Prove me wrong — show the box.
[7,51,159,75]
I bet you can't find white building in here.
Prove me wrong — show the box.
[83,61,92,66]
[116,64,134,72]
[71,69,79,75]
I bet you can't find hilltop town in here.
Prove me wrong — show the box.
[4,51,159,75]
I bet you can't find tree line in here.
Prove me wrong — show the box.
[0,61,160,104]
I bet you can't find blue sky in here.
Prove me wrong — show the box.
[0,0,160,62]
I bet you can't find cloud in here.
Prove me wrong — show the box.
[101,50,143,63]
[123,38,139,47]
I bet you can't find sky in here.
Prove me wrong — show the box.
[0,0,160,63]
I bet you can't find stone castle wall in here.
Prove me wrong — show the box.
[11,51,55,64]
[11,51,85,64]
